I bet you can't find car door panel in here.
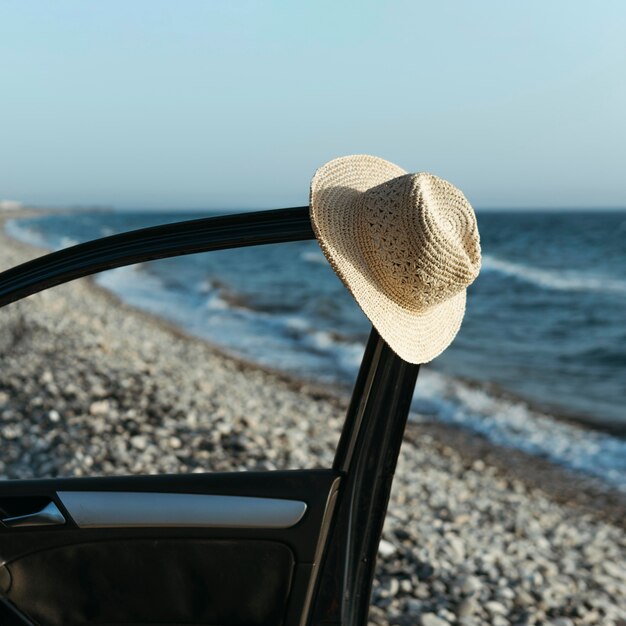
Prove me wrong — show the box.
[0,470,341,626]
[4,539,295,626]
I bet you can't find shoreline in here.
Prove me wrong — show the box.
[62,281,626,524]
[434,368,626,440]
[1,208,625,624]
[6,209,625,440]
[1,208,625,526]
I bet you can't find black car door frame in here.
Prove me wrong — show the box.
[0,207,420,626]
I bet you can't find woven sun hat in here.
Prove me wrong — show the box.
[310,155,481,364]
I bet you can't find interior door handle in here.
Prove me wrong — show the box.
[1,501,66,528]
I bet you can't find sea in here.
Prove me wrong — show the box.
[5,209,626,491]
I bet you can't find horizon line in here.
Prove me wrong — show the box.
[9,204,626,214]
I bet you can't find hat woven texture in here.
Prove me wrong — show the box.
[310,155,481,364]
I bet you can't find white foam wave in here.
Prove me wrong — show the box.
[305,330,364,372]
[5,220,79,252]
[301,250,327,264]
[197,278,215,294]
[413,369,626,491]
[60,236,79,249]
[482,254,626,295]
[204,292,230,311]
[96,264,164,295]
[285,316,311,332]
[4,219,51,250]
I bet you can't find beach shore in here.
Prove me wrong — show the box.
[1,210,625,626]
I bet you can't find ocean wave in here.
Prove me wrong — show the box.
[5,219,79,252]
[59,236,79,249]
[204,291,231,311]
[482,254,626,295]
[4,219,50,250]
[413,370,626,491]
[300,250,327,264]
[95,264,166,297]
[303,330,365,372]
[575,343,626,366]
[94,263,366,382]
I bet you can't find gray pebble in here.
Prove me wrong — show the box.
[420,614,449,626]
[457,597,478,618]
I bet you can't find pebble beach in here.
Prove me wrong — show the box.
[1,211,625,626]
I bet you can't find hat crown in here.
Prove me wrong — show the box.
[358,173,481,312]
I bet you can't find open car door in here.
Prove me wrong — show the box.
[0,208,419,626]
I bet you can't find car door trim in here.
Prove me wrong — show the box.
[57,491,307,529]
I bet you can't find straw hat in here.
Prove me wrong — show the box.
[310,155,481,364]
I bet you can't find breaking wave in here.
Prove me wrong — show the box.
[482,255,626,295]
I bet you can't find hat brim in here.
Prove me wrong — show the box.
[310,155,466,364]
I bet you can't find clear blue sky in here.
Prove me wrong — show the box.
[1,1,625,210]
